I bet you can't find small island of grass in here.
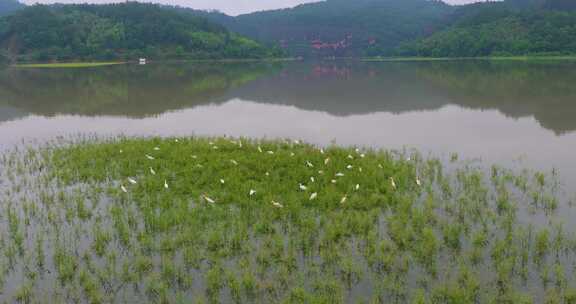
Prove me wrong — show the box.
[0,136,573,303]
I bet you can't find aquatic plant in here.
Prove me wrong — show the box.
[0,136,572,302]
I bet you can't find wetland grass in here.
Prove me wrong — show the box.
[0,136,574,303]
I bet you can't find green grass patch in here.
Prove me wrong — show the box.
[14,62,125,68]
[0,136,571,303]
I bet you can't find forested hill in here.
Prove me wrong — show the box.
[196,0,453,57]
[396,0,576,57]
[188,0,576,58]
[0,0,23,17]
[0,2,281,62]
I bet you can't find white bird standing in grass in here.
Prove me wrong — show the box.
[310,177,315,183]
[154,147,160,151]
[390,177,397,189]
[128,178,137,185]
[258,146,263,153]
[267,150,274,155]
[347,165,353,170]
[164,180,169,189]
[416,177,422,187]
[309,193,318,201]
[249,189,256,196]
[340,195,347,204]
[192,155,197,159]
[318,170,324,175]
[230,159,238,166]
[336,172,345,177]
[290,152,295,157]
[331,179,337,184]
[149,167,156,175]
[320,148,325,154]
[204,195,215,204]
[145,154,155,160]
[355,184,360,191]
[306,161,314,168]
[272,201,283,208]
[299,183,307,191]
[324,158,330,165]
[348,154,354,160]
[121,185,128,193]
[220,179,225,185]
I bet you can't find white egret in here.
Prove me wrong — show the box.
[299,183,307,191]
[320,148,325,154]
[310,177,315,183]
[230,160,238,166]
[175,139,179,143]
[416,177,422,187]
[258,146,263,153]
[213,146,219,150]
[164,180,169,189]
[318,170,324,175]
[267,151,274,155]
[272,201,284,208]
[346,165,353,170]
[335,173,345,177]
[355,184,360,191]
[149,167,156,175]
[204,195,215,204]
[265,172,270,176]
[390,177,397,189]
[119,150,123,154]
[306,161,314,168]
[309,193,318,201]
[340,195,347,204]
[331,179,337,184]
[153,147,160,151]
[145,154,155,160]
[192,155,197,159]
[128,178,137,185]
[220,179,225,185]
[324,158,330,165]
[121,185,128,193]
[359,167,363,172]
[360,154,366,158]
[347,155,354,160]
[249,189,256,196]
[290,152,295,157]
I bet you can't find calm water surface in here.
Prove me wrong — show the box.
[0,60,575,188]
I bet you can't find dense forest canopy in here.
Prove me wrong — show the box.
[0,2,281,62]
[397,0,576,57]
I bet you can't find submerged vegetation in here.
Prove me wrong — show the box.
[0,136,574,303]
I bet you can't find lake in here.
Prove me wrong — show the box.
[0,60,575,188]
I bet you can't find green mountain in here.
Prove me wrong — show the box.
[198,0,453,57]
[0,2,280,62]
[397,1,576,57]
[0,0,23,17]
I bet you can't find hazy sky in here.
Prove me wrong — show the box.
[21,0,480,16]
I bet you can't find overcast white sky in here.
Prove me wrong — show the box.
[21,0,481,16]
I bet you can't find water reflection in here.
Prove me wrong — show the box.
[1,60,575,135]
[0,62,280,119]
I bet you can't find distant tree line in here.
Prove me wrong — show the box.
[0,2,283,62]
[396,3,576,57]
